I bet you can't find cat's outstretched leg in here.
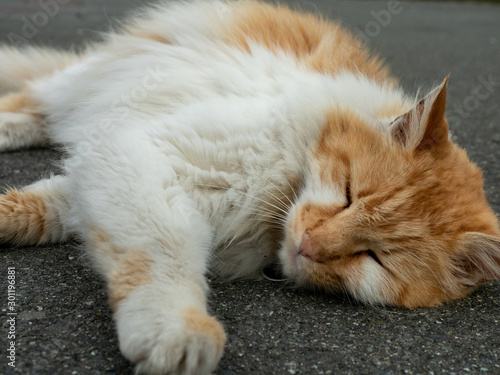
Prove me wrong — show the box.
[81,171,226,374]
[106,245,226,375]
[0,175,72,245]
[0,46,82,151]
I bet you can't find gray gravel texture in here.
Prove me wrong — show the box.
[0,1,499,374]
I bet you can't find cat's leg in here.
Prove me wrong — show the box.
[0,89,47,151]
[106,241,226,375]
[0,46,82,151]
[0,45,80,95]
[0,175,72,245]
[81,172,225,374]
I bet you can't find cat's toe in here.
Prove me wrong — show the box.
[118,307,226,375]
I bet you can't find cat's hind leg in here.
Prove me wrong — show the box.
[0,45,80,95]
[0,175,72,245]
[0,46,82,151]
[0,89,47,151]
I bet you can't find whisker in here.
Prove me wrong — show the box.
[257,175,295,207]
[258,187,290,211]
[228,200,288,222]
[181,156,300,205]
[191,182,291,217]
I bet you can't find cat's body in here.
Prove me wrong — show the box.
[1,1,500,374]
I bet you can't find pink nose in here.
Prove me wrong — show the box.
[299,231,313,258]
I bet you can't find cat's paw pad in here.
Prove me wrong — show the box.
[119,307,226,375]
[0,113,45,152]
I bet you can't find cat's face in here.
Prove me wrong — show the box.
[279,80,500,308]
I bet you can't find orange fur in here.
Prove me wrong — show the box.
[292,83,500,308]
[226,1,394,84]
[108,250,152,311]
[0,90,39,114]
[184,307,227,351]
[91,228,125,258]
[0,189,50,245]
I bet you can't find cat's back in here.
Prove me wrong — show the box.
[34,0,399,152]
[125,0,392,83]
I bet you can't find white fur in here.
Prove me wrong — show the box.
[296,159,347,207]
[115,282,221,375]
[350,259,393,305]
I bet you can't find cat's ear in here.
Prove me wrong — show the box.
[452,232,500,287]
[391,76,450,152]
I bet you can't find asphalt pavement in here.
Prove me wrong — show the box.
[1,1,499,374]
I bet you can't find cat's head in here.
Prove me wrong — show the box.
[279,78,500,308]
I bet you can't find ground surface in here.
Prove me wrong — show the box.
[0,1,499,374]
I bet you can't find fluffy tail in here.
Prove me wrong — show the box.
[0,176,72,245]
[0,45,81,95]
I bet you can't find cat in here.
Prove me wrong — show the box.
[1,0,500,374]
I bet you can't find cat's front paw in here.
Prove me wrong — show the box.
[117,306,226,375]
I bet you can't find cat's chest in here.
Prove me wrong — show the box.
[145,96,306,278]
[150,96,295,217]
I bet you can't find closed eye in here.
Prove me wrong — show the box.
[344,181,352,209]
[353,250,385,268]
[366,250,384,268]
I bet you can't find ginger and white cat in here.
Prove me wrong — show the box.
[1,1,499,374]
